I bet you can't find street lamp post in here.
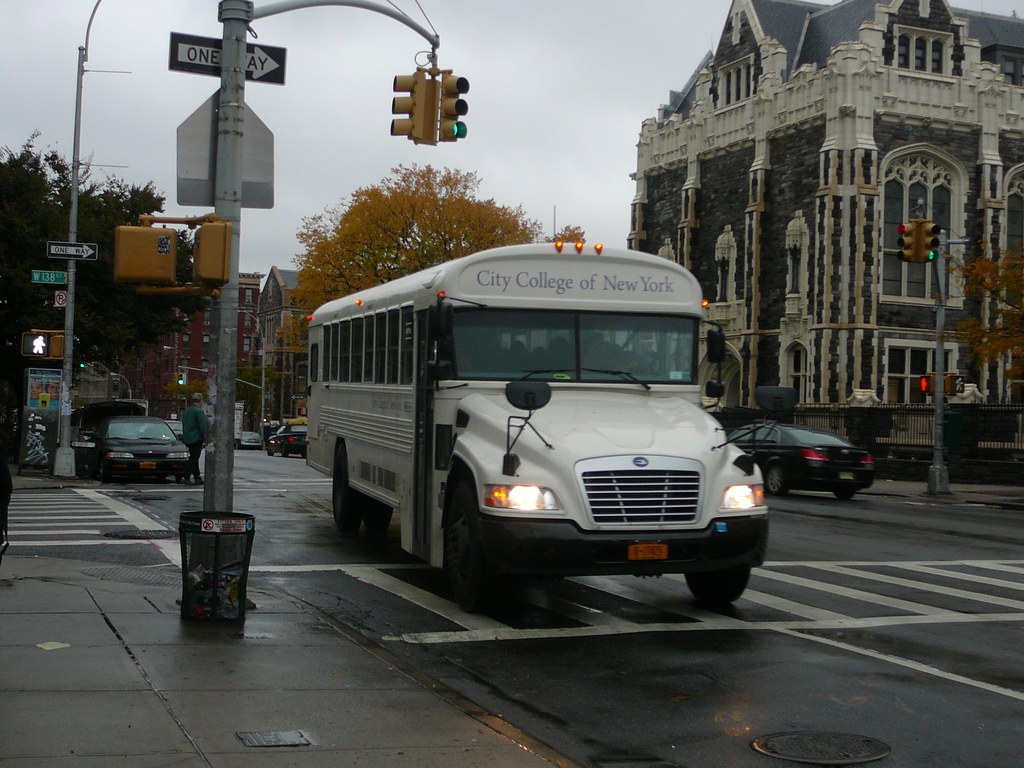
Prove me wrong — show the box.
[54,0,105,477]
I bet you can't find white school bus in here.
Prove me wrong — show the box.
[306,242,767,611]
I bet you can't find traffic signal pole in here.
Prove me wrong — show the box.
[203,0,440,512]
[929,244,949,496]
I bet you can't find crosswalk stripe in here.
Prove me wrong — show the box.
[804,563,1024,611]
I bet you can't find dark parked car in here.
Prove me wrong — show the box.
[82,416,190,483]
[266,423,308,458]
[729,423,874,499]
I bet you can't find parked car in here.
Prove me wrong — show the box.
[729,423,874,499]
[238,430,262,450]
[81,416,190,483]
[165,419,184,441]
[266,423,308,458]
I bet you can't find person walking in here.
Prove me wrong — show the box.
[181,393,208,485]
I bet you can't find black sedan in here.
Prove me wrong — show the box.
[729,423,874,499]
[82,416,190,483]
[266,423,308,458]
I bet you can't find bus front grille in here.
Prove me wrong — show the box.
[582,469,701,524]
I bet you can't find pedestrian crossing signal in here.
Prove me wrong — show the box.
[21,330,63,359]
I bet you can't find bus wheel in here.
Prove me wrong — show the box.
[444,482,493,612]
[332,444,362,533]
[684,565,750,605]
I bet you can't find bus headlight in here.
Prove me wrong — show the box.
[484,485,558,511]
[722,484,765,510]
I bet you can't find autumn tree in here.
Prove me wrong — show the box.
[547,225,587,243]
[291,165,542,313]
[958,248,1024,387]
[0,136,204,416]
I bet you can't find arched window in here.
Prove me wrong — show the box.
[1006,173,1024,255]
[914,37,927,70]
[898,35,910,68]
[931,40,944,74]
[786,344,809,402]
[714,226,737,303]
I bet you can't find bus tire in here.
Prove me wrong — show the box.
[444,482,493,612]
[332,444,362,533]
[684,565,751,605]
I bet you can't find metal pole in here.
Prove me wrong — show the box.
[204,0,252,512]
[927,240,950,495]
[54,1,104,477]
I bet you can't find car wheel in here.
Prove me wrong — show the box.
[332,443,362,533]
[100,460,113,484]
[834,488,857,500]
[765,464,788,495]
[444,482,493,612]
[281,448,289,458]
[266,447,274,456]
[685,565,751,605]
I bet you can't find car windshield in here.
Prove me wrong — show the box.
[107,421,175,440]
[451,309,697,384]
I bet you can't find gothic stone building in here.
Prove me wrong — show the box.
[630,0,1024,406]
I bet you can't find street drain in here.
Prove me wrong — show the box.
[82,566,181,589]
[103,529,178,540]
[751,731,890,765]
[236,730,311,748]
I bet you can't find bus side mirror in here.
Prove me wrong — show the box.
[704,380,725,399]
[706,326,725,364]
[755,386,797,413]
[505,380,551,411]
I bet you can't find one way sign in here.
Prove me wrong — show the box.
[169,32,286,85]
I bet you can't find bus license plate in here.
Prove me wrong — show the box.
[629,542,668,560]
[140,461,157,469]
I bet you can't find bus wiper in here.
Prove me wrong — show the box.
[581,368,651,390]
[520,369,572,379]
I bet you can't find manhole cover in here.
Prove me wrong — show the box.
[751,731,890,765]
[103,529,177,540]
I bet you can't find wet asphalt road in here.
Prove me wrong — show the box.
[11,451,1024,767]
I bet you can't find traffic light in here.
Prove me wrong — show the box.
[921,220,942,261]
[896,221,917,262]
[177,370,187,386]
[438,71,469,142]
[391,69,439,145]
[114,225,177,284]
[21,331,63,359]
[918,373,934,395]
[49,333,64,360]
[193,220,231,288]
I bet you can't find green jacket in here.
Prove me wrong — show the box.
[181,403,207,446]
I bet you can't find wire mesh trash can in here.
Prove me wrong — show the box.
[179,511,255,621]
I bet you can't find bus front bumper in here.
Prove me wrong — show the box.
[475,513,768,576]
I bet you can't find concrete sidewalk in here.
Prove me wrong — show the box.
[0,554,566,767]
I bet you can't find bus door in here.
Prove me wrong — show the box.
[411,309,434,558]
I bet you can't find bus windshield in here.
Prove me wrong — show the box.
[451,309,697,384]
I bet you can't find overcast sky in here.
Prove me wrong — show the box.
[4,0,1021,282]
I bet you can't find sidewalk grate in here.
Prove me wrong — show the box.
[103,529,178,540]
[83,566,180,590]
[237,730,312,748]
